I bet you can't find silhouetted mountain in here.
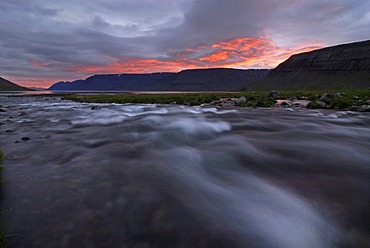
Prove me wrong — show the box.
[0,77,30,91]
[248,40,370,90]
[49,68,270,91]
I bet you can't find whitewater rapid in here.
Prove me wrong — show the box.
[0,96,369,248]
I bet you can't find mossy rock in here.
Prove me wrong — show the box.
[306,102,324,109]
[327,98,354,110]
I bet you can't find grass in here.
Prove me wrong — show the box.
[63,90,370,110]
[64,93,245,106]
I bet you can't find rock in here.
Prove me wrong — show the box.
[320,92,343,100]
[21,137,31,141]
[306,101,328,109]
[268,90,280,98]
[235,96,246,105]
[91,106,101,110]
[281,101,289,106]
[356,105,370,112]
[0,108,6,112]
[315,101,327,108]
[230,96,246,105]
[352,96,360,100]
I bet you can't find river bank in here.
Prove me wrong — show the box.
[61,90,370,111]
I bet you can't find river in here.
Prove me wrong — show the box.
[0,96,369,248]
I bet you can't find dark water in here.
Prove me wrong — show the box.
[0,96,369,248]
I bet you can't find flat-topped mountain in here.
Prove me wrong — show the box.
[249,40,370,90]
[49,68,270,91]
[0,76,30,91]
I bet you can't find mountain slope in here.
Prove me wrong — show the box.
[0,77,30,91]
[248,40,370,90]
[49,68,270,91]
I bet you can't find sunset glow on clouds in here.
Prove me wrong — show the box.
[64,37,323,76]
[0,0,369,87]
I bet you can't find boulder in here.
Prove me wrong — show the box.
[232,96,246,105]
[268,91,280,98]
[320,92,343,100]
[315,101,327,108]
[356,105,370,112]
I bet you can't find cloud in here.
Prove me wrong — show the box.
[62,37,323,77]
[0,0,368,87]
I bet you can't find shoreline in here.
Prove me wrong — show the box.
[1,90,370,112]
[61,90,370,112]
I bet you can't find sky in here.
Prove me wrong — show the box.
[0,0,369,88]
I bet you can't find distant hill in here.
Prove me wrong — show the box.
[248,40,370,90]
[49,68,270,91]
[0,77,30,91]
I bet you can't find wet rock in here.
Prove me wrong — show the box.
[211,97,246,107]
[306,101,327,109]
[356,105,370,112]
[268,90,280,98]
[352,96,360,100]
[233,96,246,105]
[320,92,343,100]
[0,108,6,112]
[21,137,31,141]
[315,101,327,108]
[91,106,101,110]
[281,101,289,106]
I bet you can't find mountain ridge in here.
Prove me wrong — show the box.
[0,77,30,91]
[247,39,370,90]
[49,68,270,91]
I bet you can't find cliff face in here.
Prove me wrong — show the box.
[250,40,370,90]
[49,68,270,91]
[0,77,30,91]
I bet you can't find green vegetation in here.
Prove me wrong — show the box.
[64,93,242,105]
[63,90,370,111]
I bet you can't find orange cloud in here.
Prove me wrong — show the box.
[66,37,322,79]
[16,37,324,87]
[199,51,232,62]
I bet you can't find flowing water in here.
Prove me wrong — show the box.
[0,96,369,248]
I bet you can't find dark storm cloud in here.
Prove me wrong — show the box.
[0,0,369,87]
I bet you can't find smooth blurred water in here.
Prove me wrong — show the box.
[0,96,369,248]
